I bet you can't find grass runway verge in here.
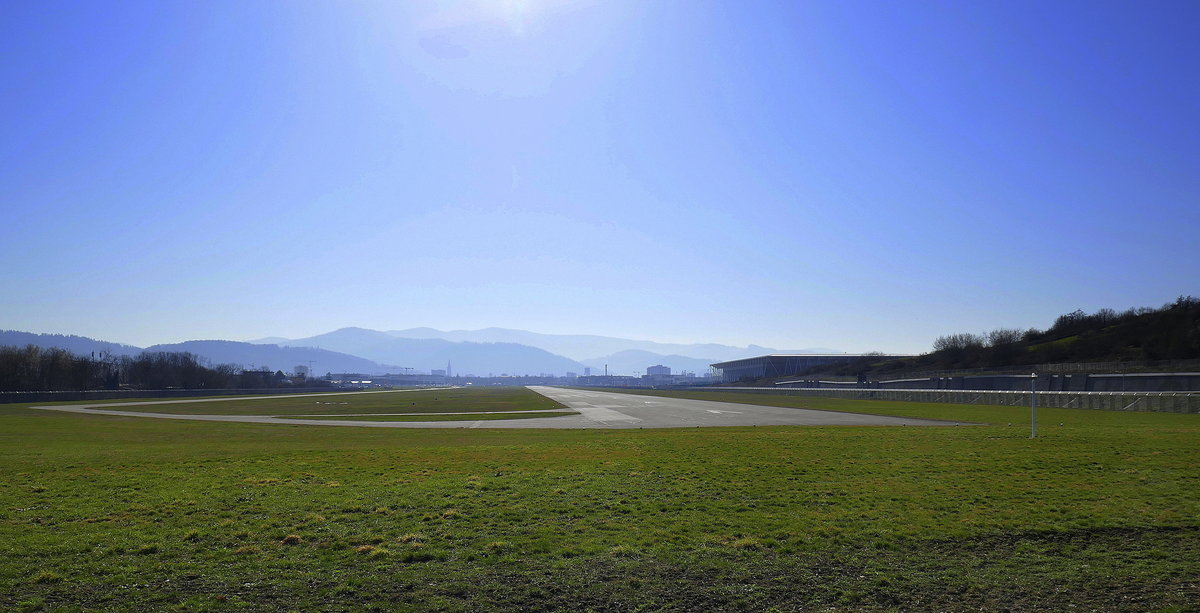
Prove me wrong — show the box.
[78,387,567,416]
[274,411,577,422]
[1,387,1197,611]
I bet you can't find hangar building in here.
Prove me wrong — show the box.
[711,354,908,383]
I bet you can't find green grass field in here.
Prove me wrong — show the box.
[2,386,1197,611]
[275,411,577,422]
[83,387,567,416]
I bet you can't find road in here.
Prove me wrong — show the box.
[28,386,960,429]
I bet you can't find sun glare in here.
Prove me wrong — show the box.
[415,0,555,36]
[498,0,536,35]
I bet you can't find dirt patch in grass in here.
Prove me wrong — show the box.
[393,526,1200,612]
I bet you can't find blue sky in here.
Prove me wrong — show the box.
[2,0,1197,353]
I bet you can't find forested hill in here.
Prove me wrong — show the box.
[0,330,141,357]
[838,296,1200,376]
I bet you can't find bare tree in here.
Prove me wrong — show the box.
[986,328,1023,347]
[932,333,985,352]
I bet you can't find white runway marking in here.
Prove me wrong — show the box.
[573,404,642,423]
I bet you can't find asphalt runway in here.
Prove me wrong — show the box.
[29,386,960,429]
[528,387,959,428]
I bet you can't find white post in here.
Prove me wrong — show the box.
[1030,373,1038,439]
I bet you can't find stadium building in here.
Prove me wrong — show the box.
[710,354,909,383]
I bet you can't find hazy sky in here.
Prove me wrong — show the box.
[3,0,1197,353]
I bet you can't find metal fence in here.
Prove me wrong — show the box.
[690,386,1200,414]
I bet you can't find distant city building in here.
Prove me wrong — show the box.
[431,369,446,376]
[565,372,578,378]
[576,375,643,387]
[584,367,591,376]
[646,364,671,376]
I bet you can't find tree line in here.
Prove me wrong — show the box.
[793,296,1200,379]
[925,295,1200,369]
[0,346,326,392]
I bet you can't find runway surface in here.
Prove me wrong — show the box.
[528,387,960,428]
[29,386,960,429]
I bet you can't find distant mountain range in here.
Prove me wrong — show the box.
[3,326,841,378]
[271,328,585,377]
[259,326,838,376]
[381,326,836,363]
[2,331,388,375]
[144,340,389,375]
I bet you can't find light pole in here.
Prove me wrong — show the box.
[1030,372,1038,439]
